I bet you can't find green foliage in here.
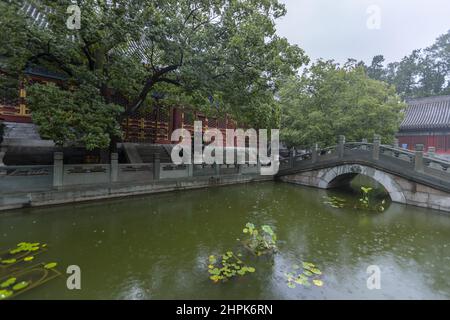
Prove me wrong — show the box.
[27,83,123,150]
[208,252,255,283]
[279,60,405,148]
[359,186,386,212]
[242,223,277,256]
[1,0,308,149]
[359,186,373,209]
[284,261,324,289]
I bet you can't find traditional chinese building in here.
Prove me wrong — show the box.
[0,68,237,145]
[397,95,450,155]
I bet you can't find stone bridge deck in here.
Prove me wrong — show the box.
[277,138,450,213]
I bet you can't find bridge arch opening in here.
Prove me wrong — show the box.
[328,173,389,199]
[318,165,407,204]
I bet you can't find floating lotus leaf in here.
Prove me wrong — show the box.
[247,267,255,273]
[294,278,310,286]
[297,274,308,281]
[303,270,313,277]
[44,262,58,269]
[0,289,13,299]
[287,282,296,289]
[261,225,274,235]
[313,280,324,287]
[1,277,16,288]
[310,268,322,275]
[24,256,34,262]
[12,281,29,291]
[302,262,313,270]
[1,258,16,264]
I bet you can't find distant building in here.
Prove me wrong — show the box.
[397,95,450,155]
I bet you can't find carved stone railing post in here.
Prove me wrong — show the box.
[428,146,436,158]
[361,138,368,151]
[215,162,220,176]
[110,153,118,183]
[311,144,318,163]
[373,134,381,160]
[153,153,160,180]
[393,138,399,149]
[237,163,243,175]
[0,146,6,167]
[53,152,64,188]
[289,147,294,168]
[188,152,194,177]
[414,144,424,173]
[257,157,261,175]
[338,135,345,158]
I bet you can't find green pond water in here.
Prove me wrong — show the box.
[0,179,449,299]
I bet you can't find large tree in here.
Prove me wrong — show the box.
[279,60,405,148]
[0,0,307,149]
[365,30,450,98]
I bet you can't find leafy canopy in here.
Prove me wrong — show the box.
[279,60,405,148]
[364,30,450,98]
[0,0,307,149]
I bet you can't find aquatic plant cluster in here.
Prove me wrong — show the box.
[208,223,324,289]
[284,262,324,289]
[323,186,387,213]
[0,242,59,300]
[208,252,255,283]
[241,223,277,256]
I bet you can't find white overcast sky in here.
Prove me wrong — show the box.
[276,0,450,65]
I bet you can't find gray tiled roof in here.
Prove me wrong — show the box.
[400,95,450,131]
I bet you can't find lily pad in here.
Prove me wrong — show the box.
[310,268,322,275]
[24,256,34,262]
[0,289,13,299]
[44,262,58,269]
[12,281,29,291]
[1,277,16,288]
[1,258,16,264]
[313,279,324,287]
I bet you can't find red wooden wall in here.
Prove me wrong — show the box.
[398,134,450,154]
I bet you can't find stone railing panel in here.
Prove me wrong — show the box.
[0,165,53,193]
[160,163,189,179]
[118,163,153,182]
[63,164,110,186]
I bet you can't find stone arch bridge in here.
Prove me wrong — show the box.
[276,137,450,213]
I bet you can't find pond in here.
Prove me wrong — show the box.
[0,180,449,299]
